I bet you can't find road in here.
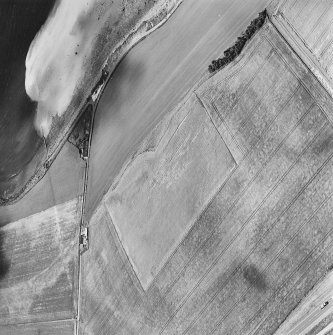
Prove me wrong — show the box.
[86,0,272,218]
[287,296,333,335]
[274,271,333,335]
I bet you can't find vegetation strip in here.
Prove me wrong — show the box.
[208,10,267,73]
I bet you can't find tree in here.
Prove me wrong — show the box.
[208,9,267,73]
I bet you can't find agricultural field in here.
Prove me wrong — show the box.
[3,1,333,334]
[0,198,81,333]
[274,270,333,335]
[0,142,85,226]
[80,17,333,334]
[105,92,236,289]
[269,0,333,95]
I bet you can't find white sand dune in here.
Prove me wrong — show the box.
[25,0,107,136]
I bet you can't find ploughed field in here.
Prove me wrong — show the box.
[0,198,80,334]
[274,271,333,335]
[79,18,333,335]
[273,0,333,81]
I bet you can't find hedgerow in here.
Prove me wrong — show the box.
[208,10,267,73]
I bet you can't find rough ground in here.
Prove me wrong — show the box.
[105,93,236,288]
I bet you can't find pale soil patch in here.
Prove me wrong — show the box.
[105,93,236,289]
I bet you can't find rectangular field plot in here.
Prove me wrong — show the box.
[104,93,236,289]
[271,0,333,82]
[0,320,75,335]
[142,21,333,335]
[0,198,80,327]
[81,18,333,335]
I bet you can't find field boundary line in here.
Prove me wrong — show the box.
[216,64,285,155]
[304,0,332,41]
[80,205,146,333]
[267,16,333,124]
[248,242,333,335]
[117,46,269,330]
[264,33,333,125]
[157,103,319,334]
[206,189,333,335]
[209,216,333,335]
[311,13,333,51]
[104,206,145,293]
[201,82,301,167]
[195,92,238,167]
[161,99,315,296]
[157,88,315,299]
[231,62,299,154]
[215,45,273,118]
[1,318,76,327]
[210,101,246,157]
[76,103,95,335]
[176,119,330,335]
[284,0,300,14]
[144,36,273,293]
[291,0,316,25]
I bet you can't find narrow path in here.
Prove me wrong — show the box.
[76,100,97,335]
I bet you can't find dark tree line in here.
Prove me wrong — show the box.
[208,10,267,73]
